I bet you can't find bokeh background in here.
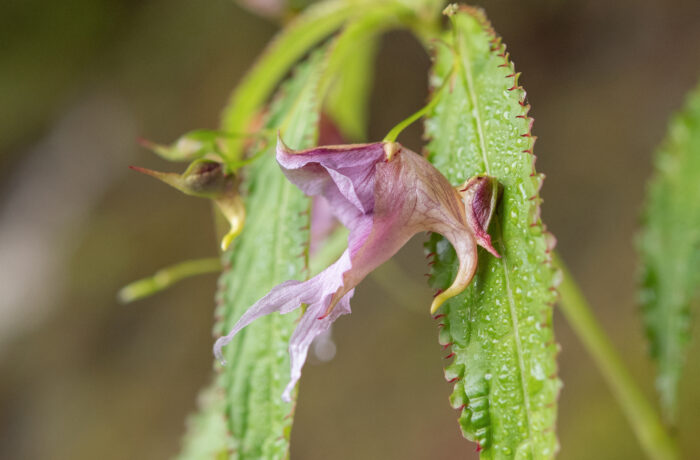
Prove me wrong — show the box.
[1,0,699,458]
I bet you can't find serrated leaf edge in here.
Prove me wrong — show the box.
[426,5,561,454]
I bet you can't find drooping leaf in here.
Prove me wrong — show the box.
[178,49,325,460]
[424,6,560,458]
[638,81,700,421]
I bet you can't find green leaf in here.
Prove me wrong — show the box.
[424,6,560,458]
[638,81,700,421]
[178,49,325,460]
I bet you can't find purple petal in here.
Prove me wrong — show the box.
[309,196,338,255]
[277,140,384,219]
[214,250,354,402]
[284,280,352,401]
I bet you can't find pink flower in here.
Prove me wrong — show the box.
[214,139,500,401]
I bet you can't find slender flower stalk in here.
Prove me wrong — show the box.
[118,257,222,303]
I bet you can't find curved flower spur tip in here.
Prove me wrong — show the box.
[429,235,479,314]
[458,175,502,258]
[216,192,246,251]
[129,160,245,250]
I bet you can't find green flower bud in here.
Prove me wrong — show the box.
[130,159,245,250]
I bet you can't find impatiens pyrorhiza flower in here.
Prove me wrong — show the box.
[214,139,501,401]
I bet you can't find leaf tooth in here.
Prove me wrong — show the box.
[449,379,467,409]
[438,324,452,346]
[444,361,465,382]
[497,53,512,69]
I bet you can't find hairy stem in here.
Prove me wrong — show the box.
[554,254,677,460]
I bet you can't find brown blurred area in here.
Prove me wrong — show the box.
[1,0,699,459]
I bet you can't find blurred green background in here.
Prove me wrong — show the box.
[1,0,699,458]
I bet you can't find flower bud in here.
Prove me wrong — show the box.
[130,159,245,250]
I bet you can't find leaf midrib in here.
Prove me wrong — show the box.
[496,221,535,456]
[455,22,490,175]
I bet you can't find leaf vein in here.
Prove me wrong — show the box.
[497,224,535,459]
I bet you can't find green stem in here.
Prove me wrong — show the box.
[554,254,678,460]
[118,257,222,303]
[382,66,450,143]
[383,96,438,143]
